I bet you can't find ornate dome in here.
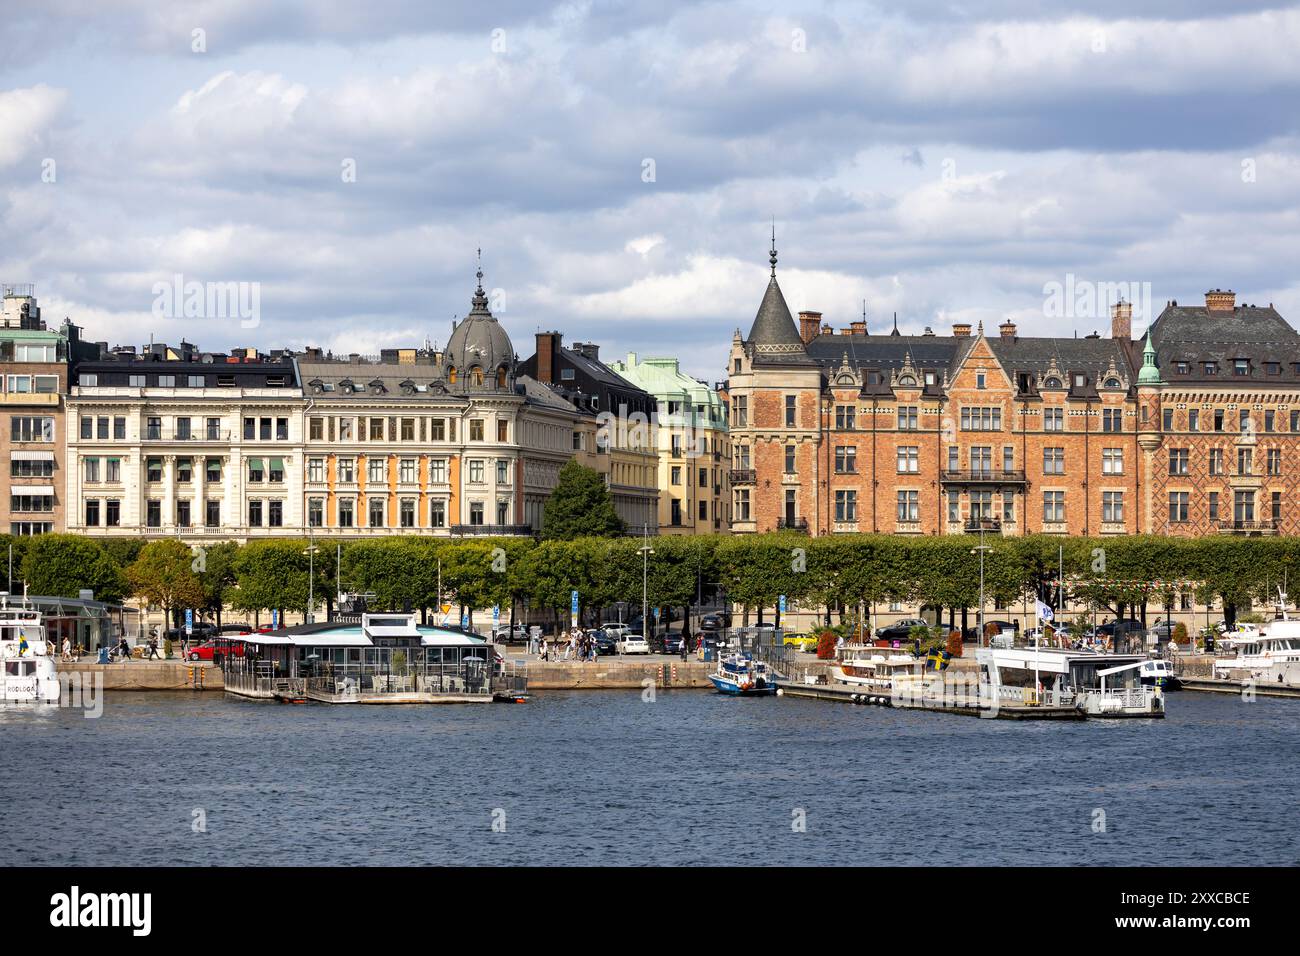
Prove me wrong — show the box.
[444,256,516,392]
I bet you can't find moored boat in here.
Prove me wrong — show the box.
[0,593,60,704]
[709,654,777,696]
[830,645,924,692]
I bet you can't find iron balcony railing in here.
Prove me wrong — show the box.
[1218,519,1279,534]
[450,523,535,536]
[941,469,1027,483]
[777,517,809,532]
[728,468,756,485]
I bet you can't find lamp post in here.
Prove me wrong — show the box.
[303,533,318,625]
[971,526,992,648]
[638,524,655,641]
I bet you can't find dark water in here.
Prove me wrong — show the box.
[2,689,1298,866]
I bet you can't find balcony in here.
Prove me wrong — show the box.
[141,429,232,442]
[964,518,1002,533]
[1218,519,1279,535]
[941,469,1026,484]
[777,517,809,532]
[450,523,535,537]
[728,469,756,485]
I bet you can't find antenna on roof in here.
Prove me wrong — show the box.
[769,218,777,278]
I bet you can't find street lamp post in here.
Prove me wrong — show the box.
[304,533,318,625]
[972,526,992,648]
[638,524,655,641]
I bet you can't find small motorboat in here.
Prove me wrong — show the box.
[709,654,777,696]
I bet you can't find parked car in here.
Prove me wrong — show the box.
[492,623,529,644]
[1147,619,1177,641]
[165,622,217,642]
[218,623,254,636]
[186,640,246,662]
[699,613,730,632]
[618,632,650,655]
[876,618,928,641]
[590,630,618,656]
[602,623,631,640]
[782,631,817,652]
[658,633,685,655]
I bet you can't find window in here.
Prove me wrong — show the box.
[734,489,750,521]
[1003,446,1015,472]
[1162,409,1173,431]
[338,458,355,483]
[247,459,264,483]
[268,458,283,483]
[1214,409,1225,432]
[1204,362,1218,376]
[970,490,994,521]
[176,417,192,440]
[1102,491,1124,523]
[784,395,797,427]
[1265,410,1275,432]
[497,420,508,443]
[469,460,485,483]
[11,457,54,478]
[11,416,54,442]
[1043,447,1065,475]
[260,417,272,441]
[960,407,1001,431]
[338,499,354,528]
[733,396,748,427]
[470,420,485,441]
[835,405,855,430]
[1233,358,1250,376]
[80,373,98,386]
[268,500,283,527]
[1234,490,1255,523]
[1272,491,1282,523]
[1208,492,1220,522]
[308,499,323,527]
[497,459,511,485]
[1209,448,1223,476]
[1188,409,1199,431]
[308,458,324,483]
[834,490,857,522]
[896,490,919,522]
[429,459,447,484]
[309,418,324,441]
[146,417,162,440]
[1042,491,1065,523]
[1002,491,1015,524]
[80,416,92,439]
[896,446,918,473]
[243,417,255,440]
[497,500,510,525]
[1102,448,1124,475]
[339,418,354,441]
[368,498,385,528]
[1265,361,1281,375]
[83,458,100,483]
[976,371,986,390]
[114,417,126,440]
[85,500,100,527]
[277,418,289,440]
[897,406,918,431]
[1238,447,1253,476]
[470,502,485,525]
[147,457,163,482]
[177,458,192,482]
[1268,448,1282,476]
[399,458,417,483]
[368,417,384,441]
[1174,361,1189,375]
[205,458,220,483]
[146,499,162,527]
[248,500,263,527]
[176,500,191,528]
[1102,409,1123,433]
[970,447,992,474]
[1168,492,1189,523]
[400,499,416,528]
[129,374,146,387]
[430,500,446,528]
[368,457,386,484]
[11,493,54,513]
[188,375,204,388]
[671,466,682,486]
[784,445,796,473]
[1168,449,1189,476]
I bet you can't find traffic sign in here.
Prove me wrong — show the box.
[185,608,193,636]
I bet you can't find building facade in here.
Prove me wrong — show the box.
[520,333,659,533]
[609,352,729,534]
[729,244,1300,538]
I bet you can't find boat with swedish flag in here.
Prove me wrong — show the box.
[709,653,778,696]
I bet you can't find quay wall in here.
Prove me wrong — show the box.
[57,661,223,691]
[525,660,713,689]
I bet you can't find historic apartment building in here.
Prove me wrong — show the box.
[609,352,729,534]
[64,270,591,541]
[520,333,659,533]
[729,243,1300,537]
[1,285,97,537]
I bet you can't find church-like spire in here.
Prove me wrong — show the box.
[1137,329,1161,384]
[890,312,900,337]
[470,247,490,315]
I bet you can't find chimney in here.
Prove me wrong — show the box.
[573,342,600,361]
[952,322,972,337]
[821,323,833,335]
[999,320,1017,339]
[849,320,867,336]
[535,331,561,384]
[798,311,822,345]
[1111,300,1132,341]
[1205,289,1236,312]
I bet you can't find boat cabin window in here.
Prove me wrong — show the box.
[5,660,33,676]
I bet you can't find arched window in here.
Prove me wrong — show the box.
[1104,377,1121,388]
[496,365,507,388]
[1044,377,1061,388]
[471,366,484,386]
[447,366,457,385]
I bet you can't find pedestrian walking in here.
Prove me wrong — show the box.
[679,634,689,661]
[61,637,72,662]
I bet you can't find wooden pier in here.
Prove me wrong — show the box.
[775,678,1084,720]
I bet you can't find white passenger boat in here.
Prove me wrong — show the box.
[976,646,1165,717]
[0,593,60,703]
[830,646,925,692]
[1213,619,1300,683]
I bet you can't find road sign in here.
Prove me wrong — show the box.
[570,590,579,614]
[272,609,280,630]
[493,605,500,625]
[184,608,193,637]
[461,611,469,630]
[779,594,787,615]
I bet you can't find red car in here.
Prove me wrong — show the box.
[186,640,246,662]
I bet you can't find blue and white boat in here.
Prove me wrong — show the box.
[709,654,777,696]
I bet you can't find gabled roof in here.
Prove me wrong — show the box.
[987,336,1134,397]
[806,332,961,394]
[1148,302,1300,384]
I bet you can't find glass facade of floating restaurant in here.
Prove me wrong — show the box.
[25,595,140,654]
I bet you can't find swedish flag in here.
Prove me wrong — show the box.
[925,648,950,671]
[18,635,29,657]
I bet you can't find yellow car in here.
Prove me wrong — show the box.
[782,632,818,652]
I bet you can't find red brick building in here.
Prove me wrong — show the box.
[728,248,1300,538]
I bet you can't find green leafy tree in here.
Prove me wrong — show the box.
[541,460,625,539]
[21,534,127,604]
[231,539,311,619]
[197,541,240,627]
[127,540,206,631]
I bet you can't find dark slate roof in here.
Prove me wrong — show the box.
[745,277,818,366]
[1148,303,1300,384]
[987,336,1134,398]
[806,333,965,396]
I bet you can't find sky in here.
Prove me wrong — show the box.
[2,1,1300,382]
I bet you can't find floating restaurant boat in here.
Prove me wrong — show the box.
[976,646,1165,718]
[222,613,520,704]
[0,594,60,704]
[1213,620,1300,684]
[709,653,777,696]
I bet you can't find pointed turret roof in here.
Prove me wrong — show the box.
[744,227,816,366]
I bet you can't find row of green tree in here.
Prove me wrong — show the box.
[3,529,1297,634]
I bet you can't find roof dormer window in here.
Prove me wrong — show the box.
[1233,358,1250,376]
